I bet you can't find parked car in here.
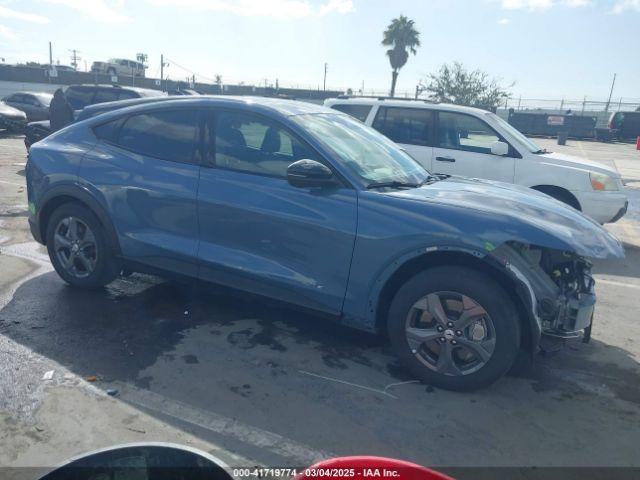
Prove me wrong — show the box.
[91,58,146,77]
[324,98,628,224]
[24,84,165,149]
[608,111,640,142]
[0,101,27,133]
[2,91,53,121]
[26,96,624,390]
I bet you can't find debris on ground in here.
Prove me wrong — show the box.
[42,370,54,381]
[106,389,118,397]
[85,375,98,382]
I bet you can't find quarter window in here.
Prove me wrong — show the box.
[329,104,372,122]
[438,112,501,154]
[372,107,434,146]
[113,110,199,163]
[212,111,317,178]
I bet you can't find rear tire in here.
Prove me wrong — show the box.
[46,203,119,289]
[387,266,521,391]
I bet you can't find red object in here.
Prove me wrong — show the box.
[295,456,454,480]
[636,136,640,150]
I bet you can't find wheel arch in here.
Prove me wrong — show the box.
[38,185,121,256]
[531,184,581,211]
[372,249,538,356]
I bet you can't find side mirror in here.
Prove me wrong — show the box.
[490,140,509,156]
[287,159,336,188]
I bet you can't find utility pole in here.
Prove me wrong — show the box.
[160,54,169,92]
[69,49,81,70]
[604,73,616,112]
[323,63,328,91]
[48,41,53,83]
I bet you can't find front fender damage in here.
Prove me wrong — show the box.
[487,242,598,353]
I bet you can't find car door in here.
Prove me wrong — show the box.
[370,106,434,170]
[24,95,48,121]
[5,94,32,119]
[432,111,516,183]
[197,108,358,314]
[80,108,201,276]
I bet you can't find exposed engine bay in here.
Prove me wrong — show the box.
[489,242,596,341]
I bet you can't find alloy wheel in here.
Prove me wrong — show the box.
[405,291,496,376]
[53,216,98,279]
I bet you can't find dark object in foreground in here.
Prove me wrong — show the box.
[39,443,232,480]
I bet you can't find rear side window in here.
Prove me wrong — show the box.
[105,110,199,163]
[117,90,140,101]
[93,118,124,143]
[329,104,372,122]
[93,89,122,104]
[372,107,434,146]
[65,88,94,110]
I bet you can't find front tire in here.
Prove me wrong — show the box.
[387,266,521,391]
[46,203,119,289]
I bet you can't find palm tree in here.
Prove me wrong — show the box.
[382,15,420,97]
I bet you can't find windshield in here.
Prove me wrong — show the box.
[36,93,53,107]
[292,113,430,186]
[489,113,546,153]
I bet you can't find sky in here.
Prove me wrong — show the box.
[0,0,638,101]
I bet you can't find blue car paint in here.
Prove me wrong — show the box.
[26,96,624,335]
[80,140,201,277]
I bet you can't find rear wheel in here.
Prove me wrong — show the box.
[387,266,521,391]
[46,203,119,289]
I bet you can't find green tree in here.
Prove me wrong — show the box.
[382,15,420,97]
[425,62,512,109]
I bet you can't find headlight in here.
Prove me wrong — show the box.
[590,172,618,191]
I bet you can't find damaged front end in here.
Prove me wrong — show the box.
[489,242,598,351]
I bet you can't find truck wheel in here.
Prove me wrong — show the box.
[46,203,119,289]
[387,266,521,391]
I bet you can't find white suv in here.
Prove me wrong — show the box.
[324,97,628,224]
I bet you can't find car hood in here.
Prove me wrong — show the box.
[385,176,624,259]
[538,151,620,177]
[0,101,26,118]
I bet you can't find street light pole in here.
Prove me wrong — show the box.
[604,73,617,112]
[323,63,328,91]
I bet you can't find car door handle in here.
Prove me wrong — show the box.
[435,156,456,162]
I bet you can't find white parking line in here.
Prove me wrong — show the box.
[597,278,640,290]
[117,383,333,465]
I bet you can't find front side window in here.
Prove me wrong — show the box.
[437,111,501,154]
[329,104,372,122]
[372,107,434,146]
[212,111,317,178]
[490,113,542,154]
[292,113,429,186]
[112,109,199,163]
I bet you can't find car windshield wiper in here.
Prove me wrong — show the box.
[366,180,420,190]
[533,148,549,154]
